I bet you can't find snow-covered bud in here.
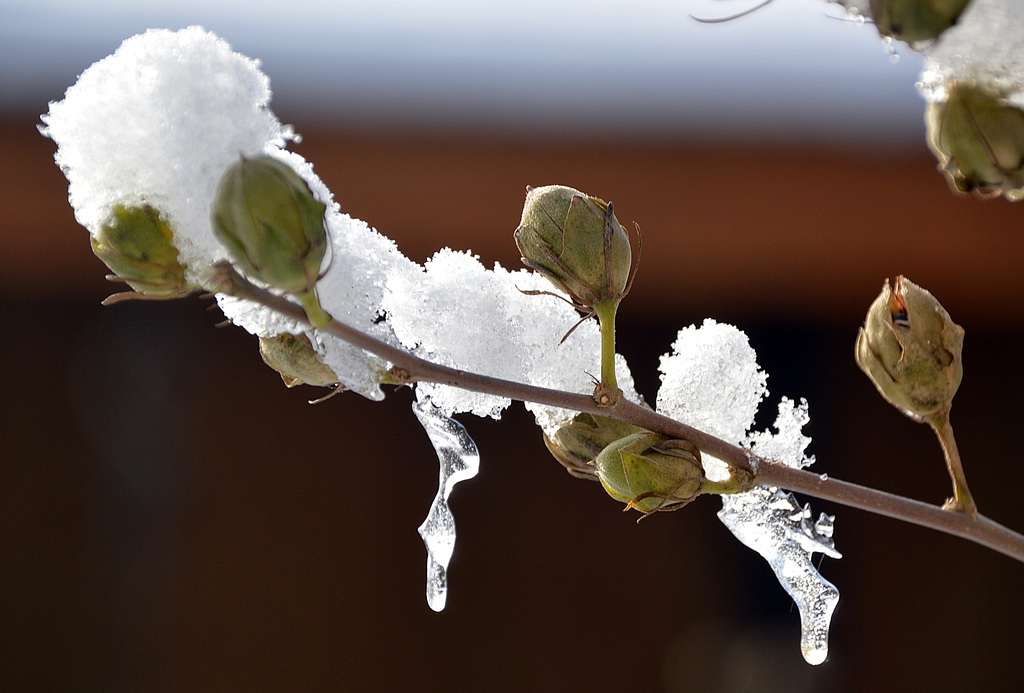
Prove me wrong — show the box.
[212,155,332,326]
[595,432,705,515]
[514,185,632,309]
[544,413,648,480]
[870,0,969,43]
[259,333,339,389]
[926,83,1024,201]
[856,276,964,422]
[91,204,191,299]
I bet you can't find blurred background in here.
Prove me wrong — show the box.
[3,1,1024,690]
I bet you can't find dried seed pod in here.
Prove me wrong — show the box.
[855,276,964,422]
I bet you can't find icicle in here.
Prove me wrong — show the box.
[412,397,481,611]
[718,487,841,665]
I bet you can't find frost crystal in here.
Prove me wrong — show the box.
[657,322,840,665]
[413,397,481,612]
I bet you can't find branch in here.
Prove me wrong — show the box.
[210,263,1024,564]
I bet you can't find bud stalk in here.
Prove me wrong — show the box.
[930,411,977,516]
[594,299,619,396]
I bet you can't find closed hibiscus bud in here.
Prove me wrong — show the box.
[544,413,649,480]
[259,333,339,388]
[595,432,706,515]
[514,185,633,309]
[926,82,1024,201]
[212,155,332,326]
[870,0,969,43]
[91,204,192,302]
[515,185,637,397]
[855,276,964,422]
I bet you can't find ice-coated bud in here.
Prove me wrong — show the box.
[855,276,964,422]
[870,0,969,43]
[514,185,632,308]
[544,413,649,480]
[926,83,1024,201]
[595,432,705,515]
[91,204,191,299]
[259,333,339,389]
[212,155,332,326]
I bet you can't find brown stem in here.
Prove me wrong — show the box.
[211,263,1024,564]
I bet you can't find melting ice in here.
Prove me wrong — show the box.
[718,488,841,665]
[412,398,480,611]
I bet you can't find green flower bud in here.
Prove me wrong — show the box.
[91,204,191,301]
[514,185,633,309]
[855,276,964,422]
[259,333,339,389]
[212,155,332,326]
[544,413,649,480]
[870,0,969,43]
[926,83,1024,201]
[595,432,705,515]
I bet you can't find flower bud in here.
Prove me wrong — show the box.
[514,185,632,308]
[870,0,969,43]
[925,83,1024,201]
[544,413,649,480]
[595,432,705,514]
[91,204,191,299]
[855,276,964,422]
[259,333,339,389]
[212,155,332,326]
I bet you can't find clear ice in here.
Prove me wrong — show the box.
[718,488,841,665]
[412,397,481,612]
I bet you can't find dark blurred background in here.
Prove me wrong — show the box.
[3,1,1024,691]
